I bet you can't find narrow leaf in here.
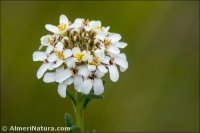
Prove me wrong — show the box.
[88,93,103,99]
[103,80,106,85]
[65,113,74,127]
[67,91,76,105]
[83,96,91,109]
[83,93,103,109]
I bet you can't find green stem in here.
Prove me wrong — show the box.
[74,92,84,132]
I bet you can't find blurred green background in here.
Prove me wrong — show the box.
[1,1,199,132]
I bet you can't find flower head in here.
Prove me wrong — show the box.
[33,14,128,98]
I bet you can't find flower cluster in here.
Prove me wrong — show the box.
[33,14,128,98]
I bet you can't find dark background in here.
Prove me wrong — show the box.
[1,1,199,132]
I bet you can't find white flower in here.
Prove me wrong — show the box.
[103,53,128,82]
[33,51,55,79]
[46,42,73,69]
[39,34,61,51]
[45,14,70,34]
[70,18,109,33]
[72,47,89,62]
[70,18,89,29]
[80,69,105,95]
[96,33,127,55]
[87,49,108,73]
[33,14,128,98]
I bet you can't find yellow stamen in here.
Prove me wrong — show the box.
[55,51,64,60]
[75,52,86,61]
[90,56,100,66]
[48,38,54,45]
[57,23,66,31]
[104,39,111,48]
[96,26,104,32]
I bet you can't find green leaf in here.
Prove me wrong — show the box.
[83,93,103,109]
[83,96,91,109]
[103,80,106,85]
[65,113,74,127]
[87,93,104,99]
[67,91,76,105]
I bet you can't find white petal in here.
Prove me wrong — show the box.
[95,69,105,78]
[47,53,58,62]
[37,63,49,79]
[95,21,101,26]
[87,65,96,71]
[84,53,91,60]
[95,33,105,41]
[52,60,63,68]
[59,14,68,25]
[45,24,59,34]
[108,52,117,58]
[94,49,105,61]
[116,53,128,72]
[84,26,92,31]
[63,77,74,85]
[108,33,121,43]
[45,45,54,54]
[114,57,128,70]
[98,65,108,73]
[63,49,72,59]
[58,83,67,98]
[66,57,76,68]
[118,53,127,60]
[47,62,55,70]
[56,68,72,83]
[43,72,56,83]
[72,47,81,56]
[107,45,120,54]
[88,22,96,29]
[78,65,91,78]
[120,66,127,72]
[81,78,93,94]
[93,78,104,95]
[40,35,52,46]
[74,76,83,92]
[102,56,111,64]
[55,42,64,52]
[86,54,93,63]
[74,18,84,25]
[56,66,64,72]
[112,42,127,48]
[99,43,105,51]
[69,23,81,29]
[82,51,91,61]
[89,21,101,28]
[69,18,84,29]
[108,65,119,82]
[33,51,47,61]
[103,26,110,32]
